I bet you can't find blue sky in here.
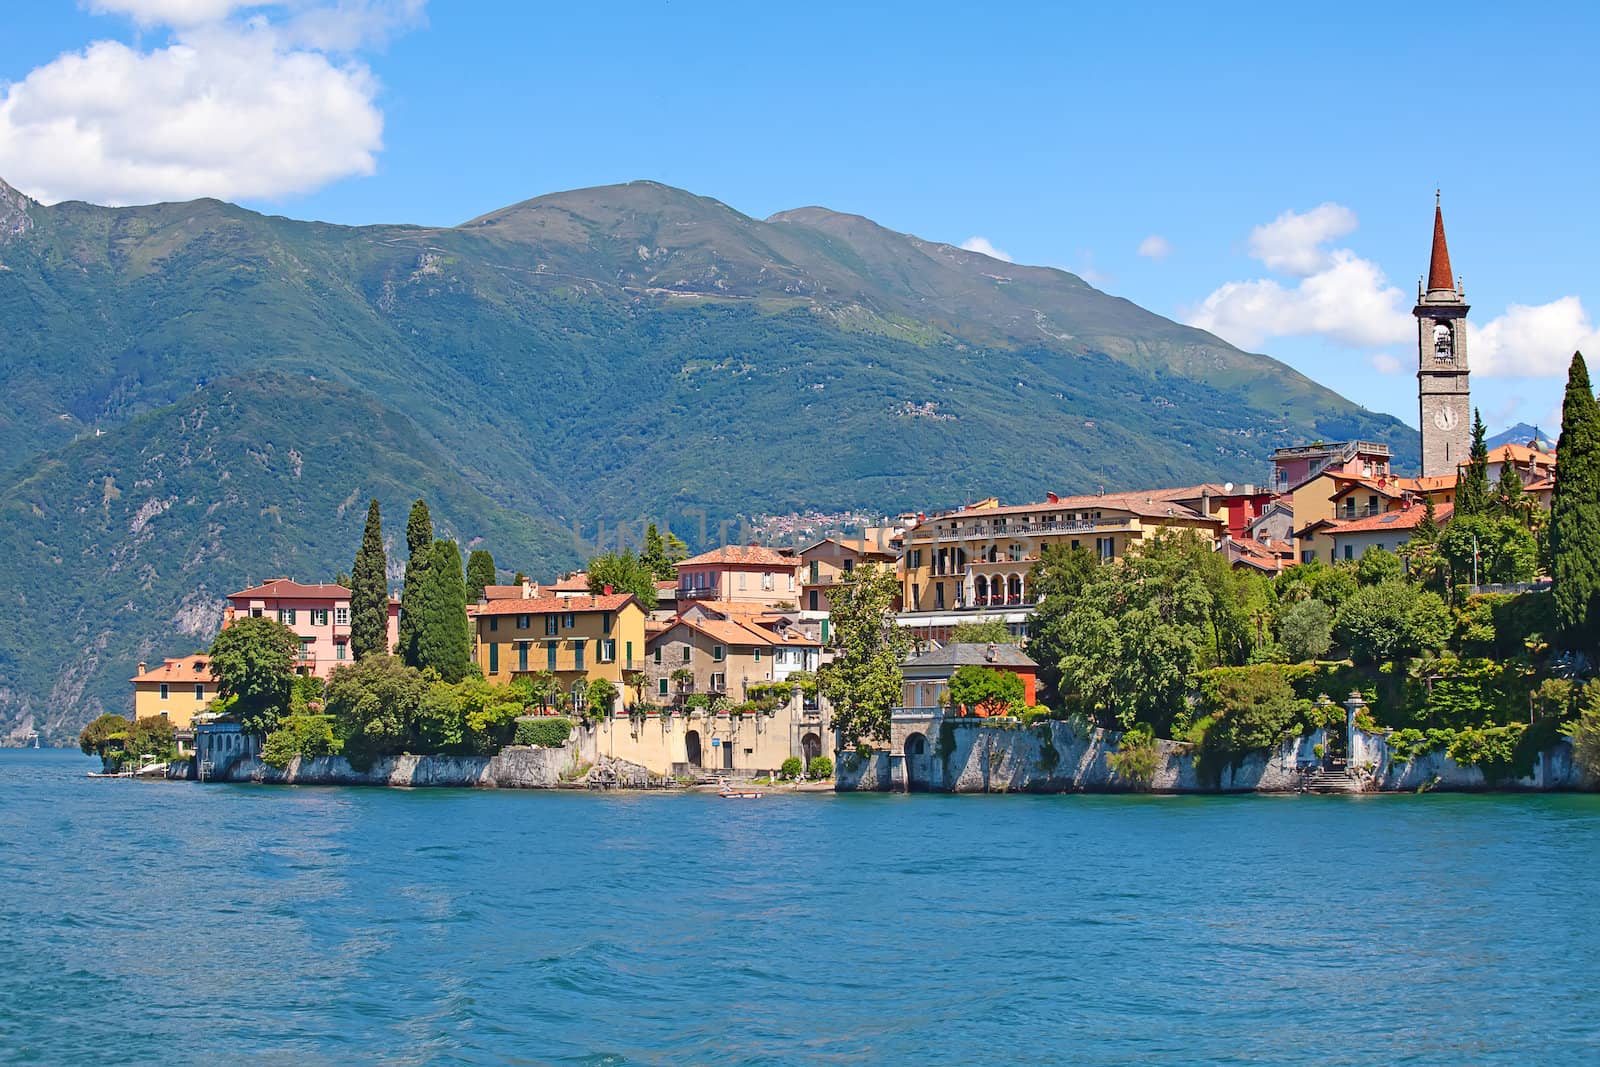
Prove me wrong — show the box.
[3,1,1597,432]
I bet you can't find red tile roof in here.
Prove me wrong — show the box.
[678,545,797,568]
[132,654,215,684]
[1330,502,1454,535]
[932,487,1221,524]
[230,578,349,600]
[545,572,589,592]
[474,593,637,616]
[482,584,534,600]
[1428,202,1455,292]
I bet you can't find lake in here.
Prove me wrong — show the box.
[2,748,1598,1065]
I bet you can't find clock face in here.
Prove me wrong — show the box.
[1434,408,1458,431]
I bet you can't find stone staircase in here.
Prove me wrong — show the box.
[1302,765,1364,794]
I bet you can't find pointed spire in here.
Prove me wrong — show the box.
[1427,192,1455,293]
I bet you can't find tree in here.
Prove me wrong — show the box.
[1439,515,1538,592]
[466,549,497,601]
[1332,581,1450,664]
[1455,408,1492,517]
[1414,494,1441,545]
[261,715,338,768]
[1494,463,1530,525]
[944,665,1025,716]
[1551,352,1600,657]
[641,522,688,581]
[398,499,433,665]
[414,539,471,683]
[209,616,300,734]
[326,655,428,767]
[1027,543,1101,704]
[818,563,909,747]
[349,499,389,659]
[623,670,649,709]
[1571,684,1600,779]
[1197,666,1310,754]
[1279,598,1333,662]
[950,617,1018,644]
[79,713,130,757]
[1355,546,1403,587]
[587,677,620,717]
[586,549,658,609]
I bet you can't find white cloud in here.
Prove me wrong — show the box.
[960,236,1013,263]
[1471,296,1600,378]
[1246,202,1358,276]
[1137,234,1171,260]
[1187,246,1412,350]
[1369,353,1403,374]
[0,3,425,205]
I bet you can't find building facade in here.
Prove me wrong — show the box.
[674,545,800,608]
[226,579,399,678]
[472,593,647,713]
[131,655,217,728]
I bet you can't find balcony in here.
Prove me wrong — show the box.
[677,583,720,601]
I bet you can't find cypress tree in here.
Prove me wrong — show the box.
[399,499,433,665]
[466,549,497,601]
[1552,352,1600,657]
[1414,493,1439,544]
[1454,408,1491,517]
[415,539,471,683]
[349,499,389,659]
[1494,462,1527,523]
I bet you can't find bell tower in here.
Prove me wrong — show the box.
[1415,193,1471,478]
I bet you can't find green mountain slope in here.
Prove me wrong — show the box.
[0,176,1417,740]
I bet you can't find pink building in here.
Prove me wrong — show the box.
[225,579,400,678]
[675,545,800,607]
[1271,441,1392,494]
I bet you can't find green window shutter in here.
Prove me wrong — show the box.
[488,643,499,673]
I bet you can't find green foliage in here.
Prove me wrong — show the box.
[398,499,433,664]
[1276,562,1357,611]
[118,716,178,768]
[79,713,130,756]
[466,549,497,601]
[1043,532,1246,735]
[1438,516,1538,592]
[587,549,658,609]
[1446,724,1529,782]
[807,755,833,779]
[1333,581,1450,665]
[945,665,1026,716]
[780,756,803,780]
[949,618,1018,645]
[260,715,337,768]
[1571,685,1600,779]
[1106,724,1159,790]
[1454,408,1492,517]
[513,716,573,748]
[1493,463,1530,524]
[208,616,300,734]
[1196,665,1315,753]
[586,677,620,717]
[350,499,390,659]
[1551,352,1600,655]
[640,523,688,582]
[1355,547,1403,587]
[326,655,428,768]
[413,539,471,683]
[1279,598,1334,662]
[1027,543,1102,705]
[817,564,909,747]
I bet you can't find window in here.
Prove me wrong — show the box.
[809,561,820,583]
[159,683,169,700]
[761,572,773,590]
[250,607,264,618]
[712,644,726,662]
[335,606,349,626]
[935,583,945,610]
[518,643,529,672]
[738,572,747,590]
[278,609,296,625]
[625,641,634,669]
[602,612,612,634]
[710,672,725,691]
[488,642,499,674]
[574,641,586,671]
[490,617,499,632]
[659,678,669,697]
[911,586,921,611]
[547,642,558,671]
[1343,544,1354,561]
[545,616,559,636]
[1096,537,1115,561]
[600,639,616,663]
[653,646,662,664]
[683,646,692,663]
[312,609,329,626]
[1302,549,1316,563]
[336,643,346,661]
[563,613,575,629]
[754,648,762,662]
[518,614,529,630]
[842,559,854,574]
[195,684,205,700]
[809,591,819,611]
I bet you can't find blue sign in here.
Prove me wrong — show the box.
[711,738,721,746]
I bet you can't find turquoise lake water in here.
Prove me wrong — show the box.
[3,748,1599,1065]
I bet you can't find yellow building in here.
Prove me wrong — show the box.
[130,655,217,728]
[897,487,1226,619]
[472,592,646,713]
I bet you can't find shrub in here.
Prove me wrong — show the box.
[684,693,712,710]
[261,715,337,768]
[1020,705,1059,726]
[1279,598,1333,662]
[945,665,1025,716]
[1106,724,1159,790]
[1197,665,1314,752]
[79,713,131,757]
[513,716,573,748]
[1334,581,1451,664]
[1447,724,1528,782]
[780,756,803,780]
[808,755,834,779]
[1571,686,1600,779]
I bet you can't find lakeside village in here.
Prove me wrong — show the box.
[82,205,1600,794]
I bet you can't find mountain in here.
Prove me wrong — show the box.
[0,177,1416,741]
[1487,423,1555,451]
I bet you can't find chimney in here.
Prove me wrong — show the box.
[522,578,534,598]
[1046,491,1060,503]
[985,643,998,663]
[137,661,147,676]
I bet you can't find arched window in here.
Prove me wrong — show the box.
[1433,321,1453,360]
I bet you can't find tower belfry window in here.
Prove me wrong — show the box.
[1434,322,1453,360]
